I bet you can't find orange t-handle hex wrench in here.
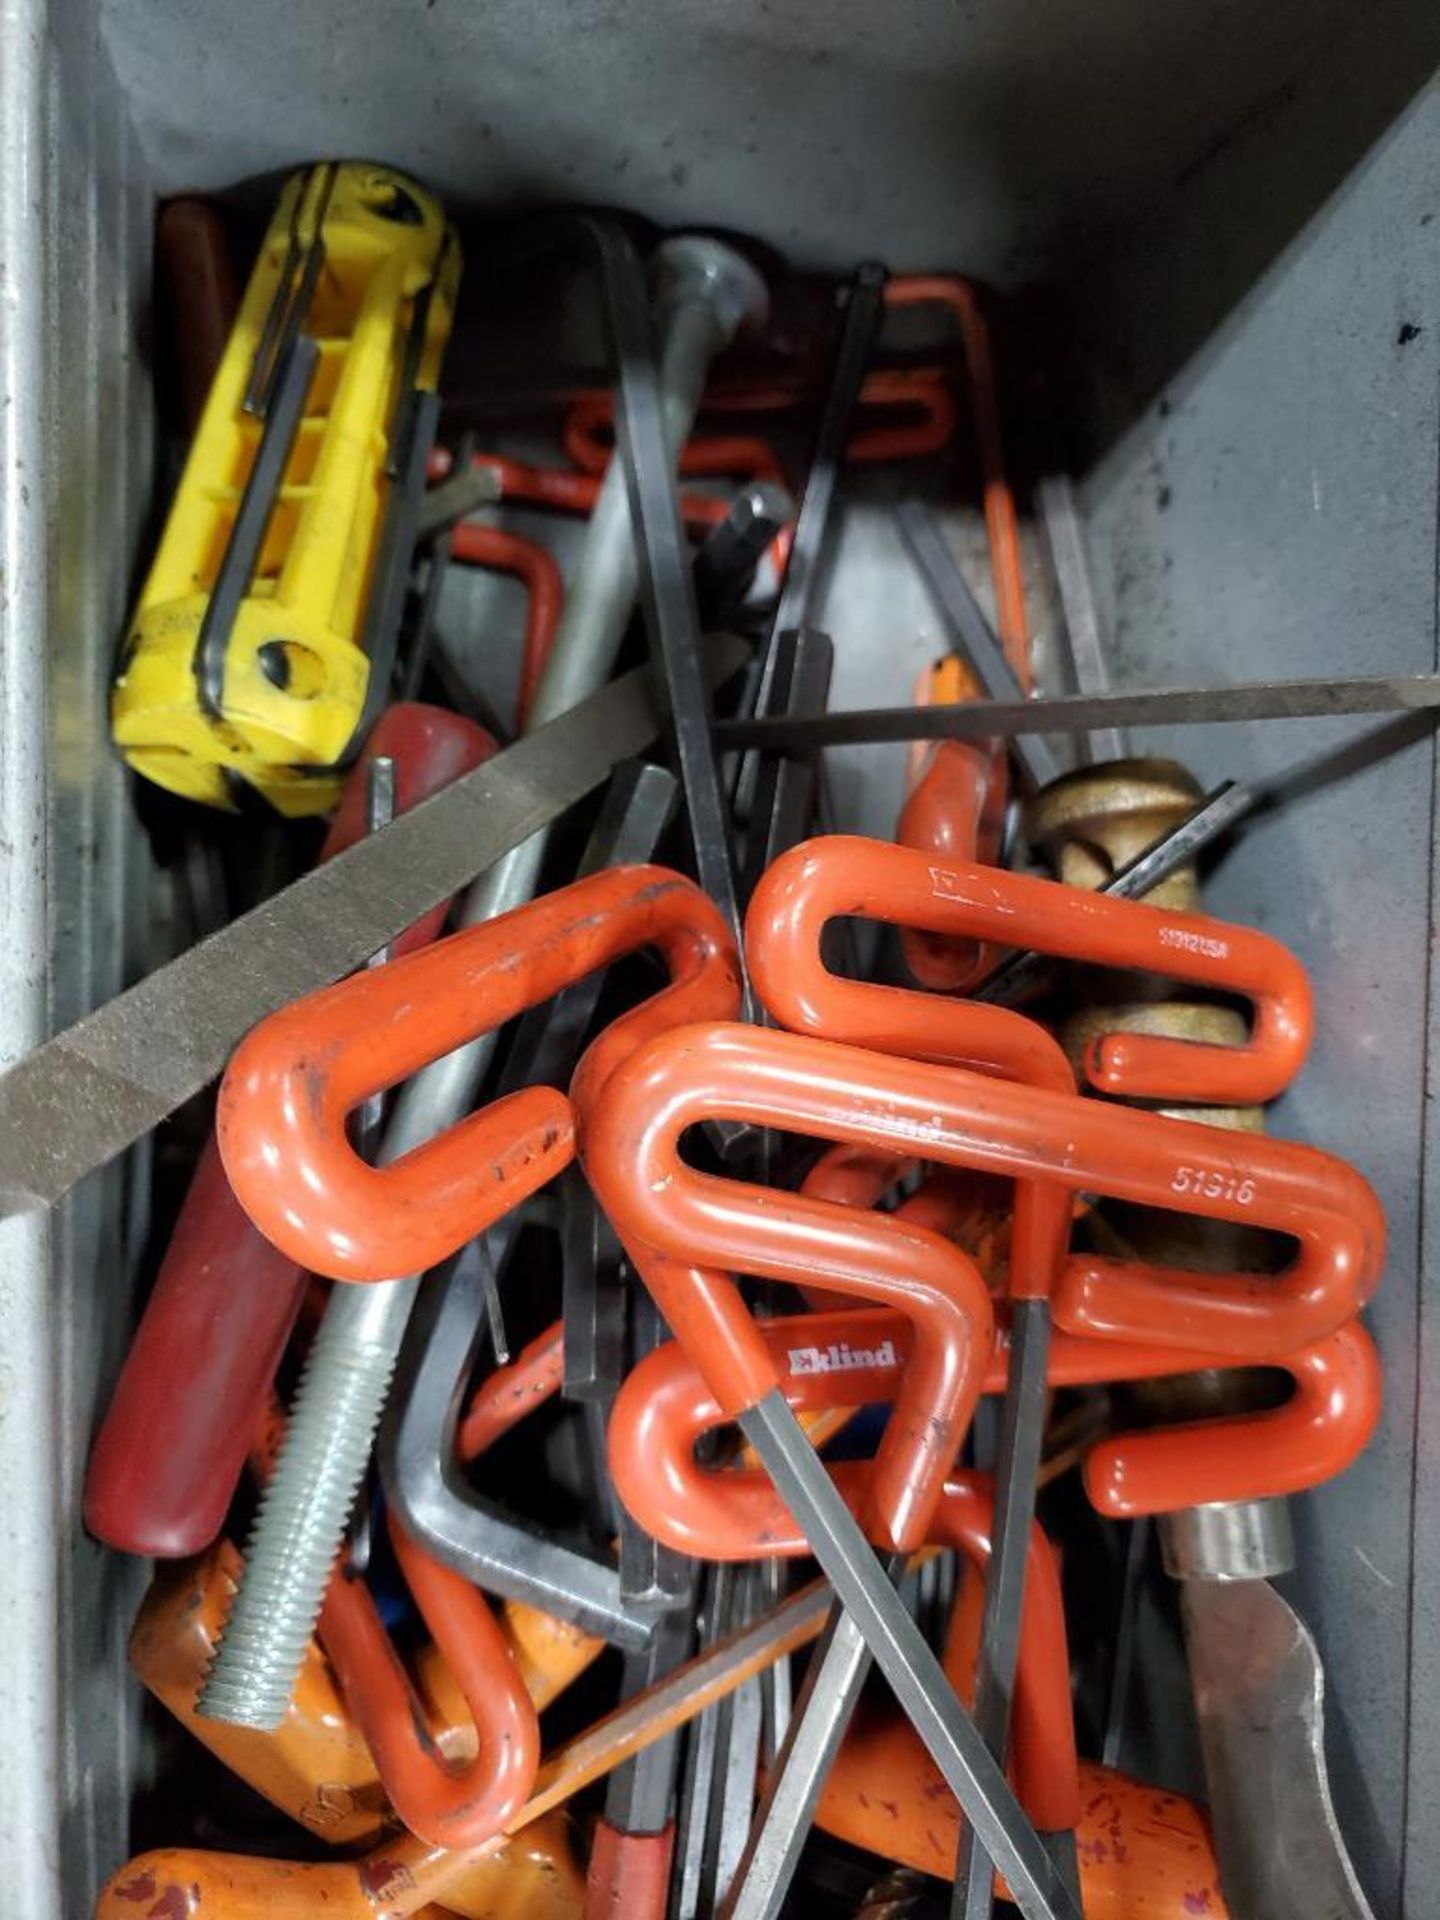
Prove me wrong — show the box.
[611,1303,1381,1529]
[745,831,1076,1301]
[578,1024,1089,1920]
[606,1337,1078,1838]
[749,834,1314,1109]
[584,1022,1381,1369]
[217,867,740,1284]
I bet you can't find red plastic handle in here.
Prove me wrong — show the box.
[581,1066,989,1552]
[449,522,563,731]
[746,834,1075,1301]
[219,868,740,1282]
[751,836,1314,1107]
[797,1146,1008,1312]
[256,1307,571,1852]
[581,1022,1383,1394]
[84,704,496,1557]
[583,1822,676,1920]
[580,1047,994,1549]
[1081,1317,1382,1518]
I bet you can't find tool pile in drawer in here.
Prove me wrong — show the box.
[52,163,1388,1918]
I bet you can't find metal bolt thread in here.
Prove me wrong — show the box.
[197,1306,402,1728]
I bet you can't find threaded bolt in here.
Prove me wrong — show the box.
[197,1286,411,1728]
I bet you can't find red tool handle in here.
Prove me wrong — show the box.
[581,1022,1382,1397]
[253,1304,567,1853]
[84,704,496,1557]
[448,522,563,731]
[750,836,1314,1107]
[610,1304,1381,1532]
[583,1822,676,1920]
[884,275,1031,681]
[798,1146,1008,1311]
[1082,1317,1382,1518]
[219,868,740,1282]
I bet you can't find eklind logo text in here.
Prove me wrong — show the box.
[787,1337,899,1377]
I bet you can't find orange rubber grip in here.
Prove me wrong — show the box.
[746,833,1074,1300]
[611,1304,1380,1527]
[581,1023,1382,1390]
[319,1516,540,1851]
[95,1822,587,1920]
[580,1036,995,1551]
[219,867,740,1282]
[884,275,1031,685]
[817,1734,1228,1920]
[750,836,1314,1107]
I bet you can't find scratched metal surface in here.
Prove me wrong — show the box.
[0,0,159,1912]
[1075,82,1440,1914]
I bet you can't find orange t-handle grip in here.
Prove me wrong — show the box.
[218,867,740,1282]
[746,832,1075,1300]
[611,1304,1381,1529]
[751,835,1314,1107]
[582,1022,1382,1378]
[579,1029,994,1554]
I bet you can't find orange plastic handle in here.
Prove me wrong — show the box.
[219,867,740,1282]
[565,368,957,472]
[580,1023,1383,1392]
[750,836,1314,1107]
[797,1163,1379,1511]
[95,1821,586,1920]
[802,1146,1010,1284]
[818,1732,1228,1920]
[1082,1316,1382,1518]
[579,1042,995,1551]
[896,659,1010,994]
[746,834,1074,1300]
[611,1304,1381,1527]
[604,1345,1076,1833]
[432,447,786,572]
[318,1518,539,1850]
[457,1319,566,1462]
[796,1145,1007,1314]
